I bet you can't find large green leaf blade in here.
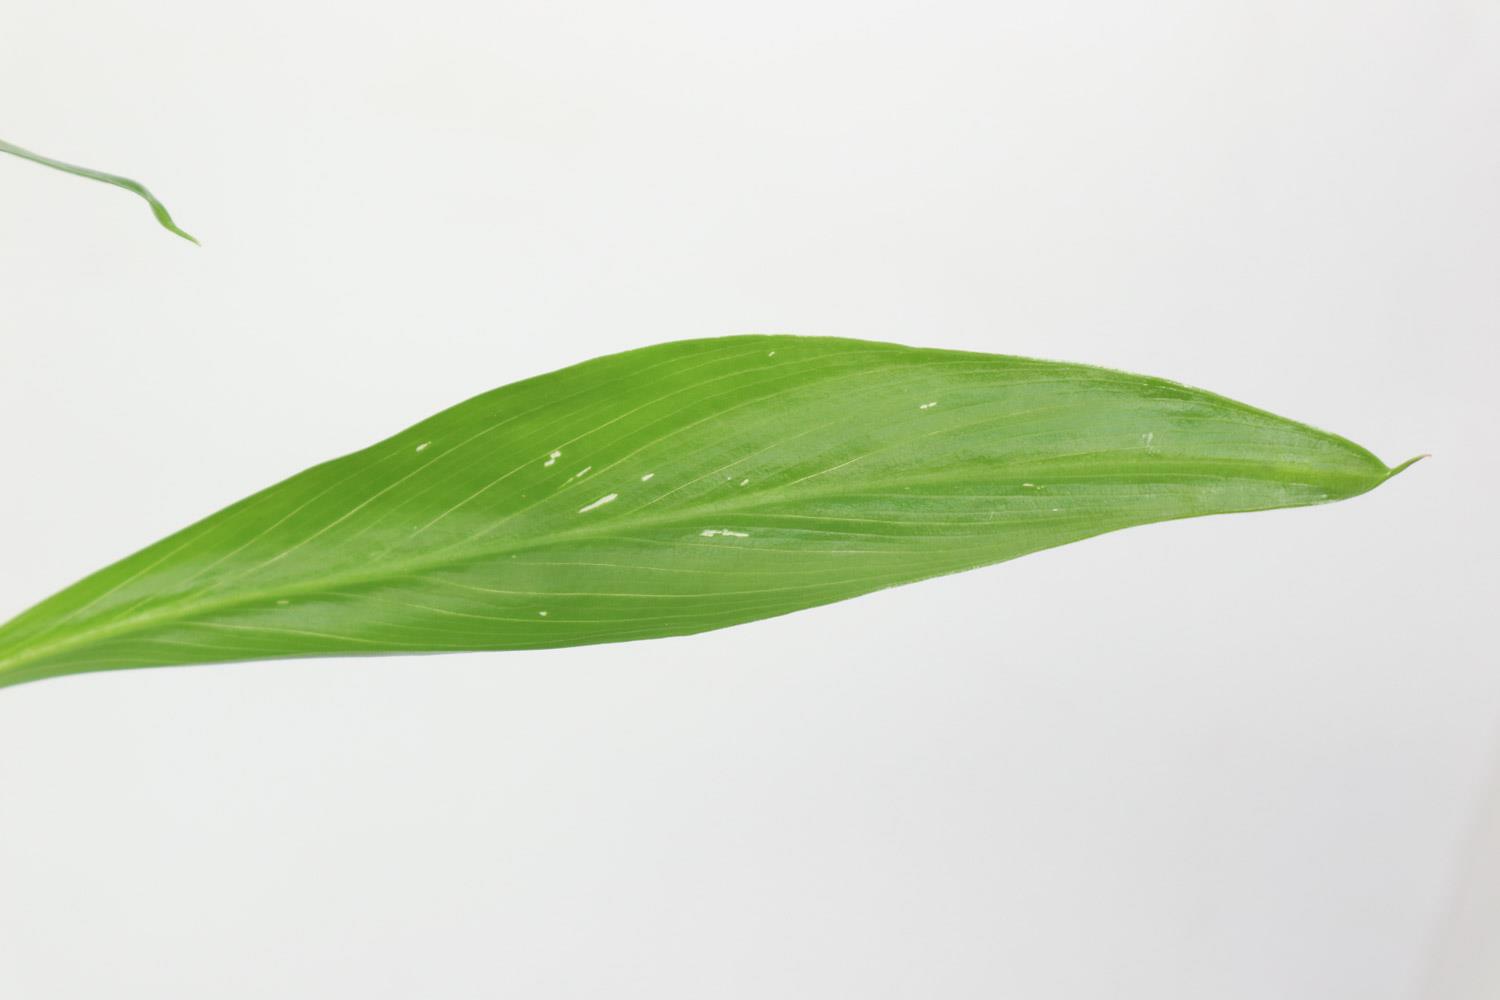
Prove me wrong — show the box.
[0,336,1416,688]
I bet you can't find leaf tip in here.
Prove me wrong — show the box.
[148,200,200,245]
[1,137,199,244]
[1387,454,1429,478]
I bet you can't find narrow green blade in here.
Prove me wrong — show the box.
[0,336,1417,688]
[0,137,198,244]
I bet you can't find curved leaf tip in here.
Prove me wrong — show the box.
[0,137,198,244]
[0,335,1415,689]
[1387,454,1430,478]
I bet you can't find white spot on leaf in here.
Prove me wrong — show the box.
[641,472,655,481]
[544,450,562,468]
[538,610,548,617]
[578,493,618,513]
[919,401,938,410]
[415,441,430,452]
[701,529,750,538]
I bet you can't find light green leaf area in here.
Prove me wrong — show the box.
[0,336,1417,688]
[1,137,198,244]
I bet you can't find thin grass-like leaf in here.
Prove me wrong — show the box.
[0,137,197,243]
[0,336,1419,689]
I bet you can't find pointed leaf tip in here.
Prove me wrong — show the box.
[0,137,198,243]
[1389,454,1430,478]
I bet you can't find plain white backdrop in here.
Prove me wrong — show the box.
[1,2,1496,997]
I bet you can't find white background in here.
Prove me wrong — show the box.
[1,2,1496,997]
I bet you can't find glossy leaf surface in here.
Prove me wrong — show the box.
[0,137,197,243]
[0,336,1416,688]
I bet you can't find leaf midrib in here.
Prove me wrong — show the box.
[0,462,995,678]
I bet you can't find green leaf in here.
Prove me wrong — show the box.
[0,336,1418,689]
[0,137,198,244]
